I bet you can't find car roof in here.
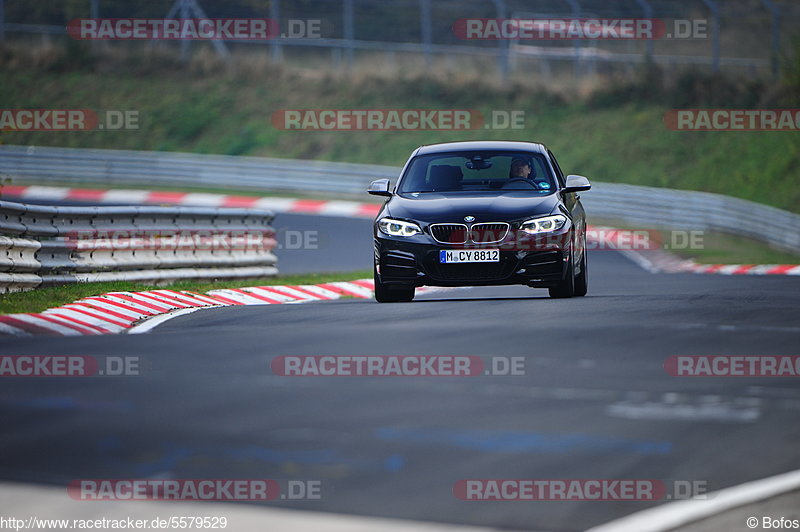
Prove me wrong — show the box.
[415,141,548,156]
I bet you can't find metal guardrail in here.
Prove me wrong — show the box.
[0,145,397,197]
[0,198,278,292]
[1,145,798,254]
[583,183,800,253]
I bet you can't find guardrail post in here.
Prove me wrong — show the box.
[343,0,355,69]
[760,0,780,78]
[420,0,432,68]
[700,0,720,73]
[270,0,282,62]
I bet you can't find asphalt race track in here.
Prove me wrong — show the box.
[269,213,374,274]
[1,213,799,531]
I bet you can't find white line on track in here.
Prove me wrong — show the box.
[127,307,208,334]
[586,468,800,532]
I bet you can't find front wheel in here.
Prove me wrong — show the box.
[548,248,576,299]
[374,266,415,303]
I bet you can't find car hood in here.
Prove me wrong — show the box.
[386,192,560,224]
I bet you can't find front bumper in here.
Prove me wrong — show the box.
[374,228,572,288]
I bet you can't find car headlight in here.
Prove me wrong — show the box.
[378,218,422,237]
[519,214,568,234]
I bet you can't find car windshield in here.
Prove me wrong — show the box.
[398,151,556,194]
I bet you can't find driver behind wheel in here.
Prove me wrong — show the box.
[506,157,551,191]
[509,157,533,179]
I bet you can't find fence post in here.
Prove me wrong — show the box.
[635,0,654,62]
[89,0,99,51]
[420,0,432,68]
[187,0,230,61]
[179,0,190,62]
[760,0,780,78]
[562,0,582,80]
[343,0,354,69]
[488,0,509,79]
[270,0,282,62]
[700,0,720,73]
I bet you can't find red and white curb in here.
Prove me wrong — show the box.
[671,261,800,275]
[0,280,455,337]
[0,185,380,218]
[619,248,800,276]
[3,186,798,276]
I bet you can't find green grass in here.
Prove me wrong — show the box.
[0,65,798,213]
[0,270,372,315]
[0,50,797,304]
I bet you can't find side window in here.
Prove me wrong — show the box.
[548,150,566,188]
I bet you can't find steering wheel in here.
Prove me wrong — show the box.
[500,178,538,190]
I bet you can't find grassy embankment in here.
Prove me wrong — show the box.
[0,45,797,314]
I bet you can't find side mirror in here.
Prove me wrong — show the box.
[368,179,392,197]
[562,175,591,193]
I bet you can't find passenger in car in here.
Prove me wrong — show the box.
[428,164,464,192]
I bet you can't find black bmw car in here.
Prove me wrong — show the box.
[368,141,591,302]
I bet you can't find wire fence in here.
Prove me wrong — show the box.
[1,0,798,80]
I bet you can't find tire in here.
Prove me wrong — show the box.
[574,237,588,297]
[374,266,415,303]
[548,247,576,299]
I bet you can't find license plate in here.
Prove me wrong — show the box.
[439,249,500,263]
